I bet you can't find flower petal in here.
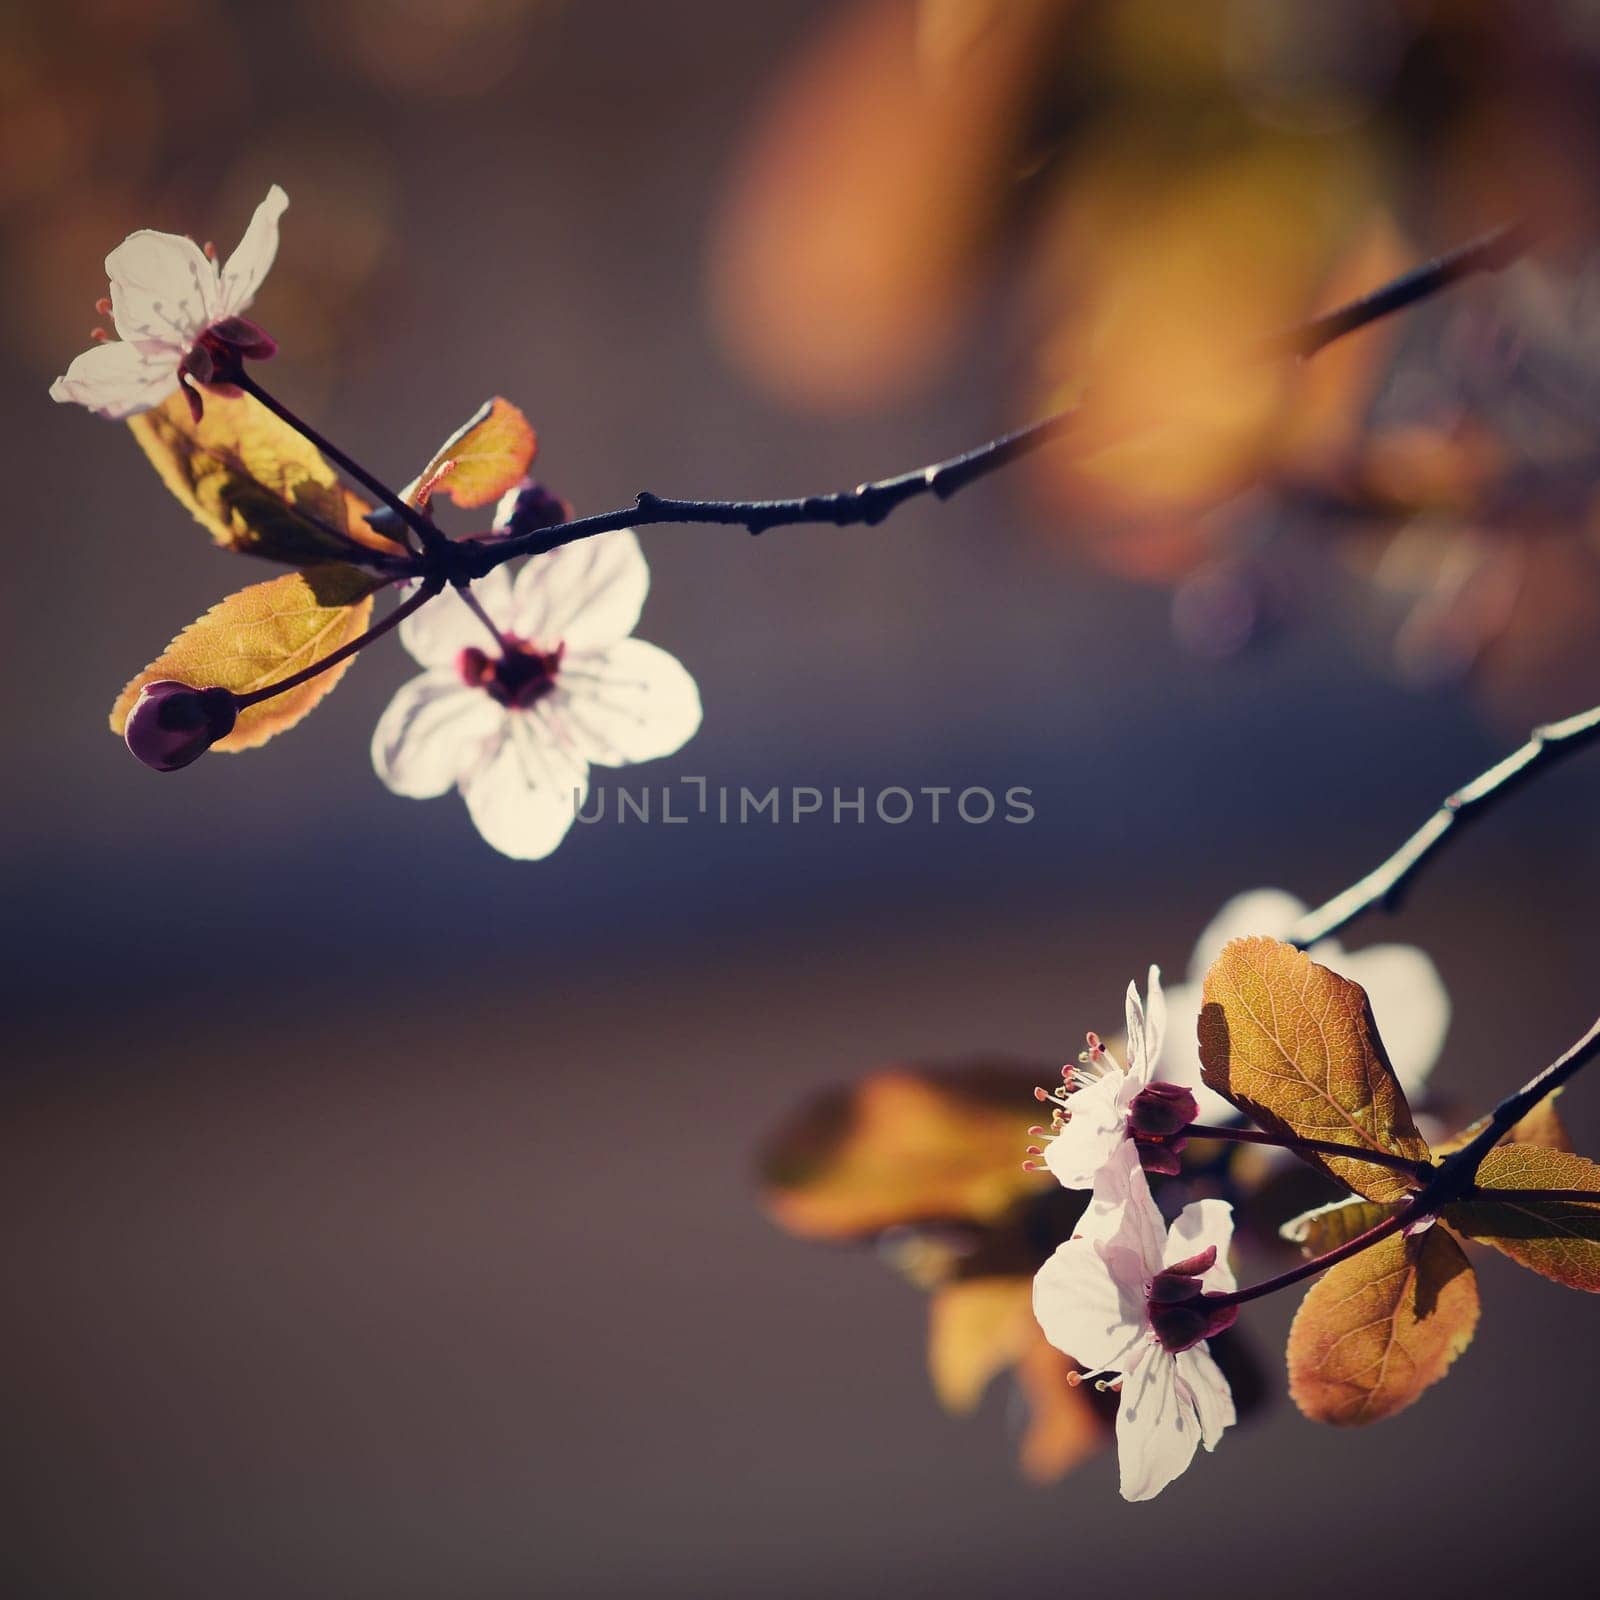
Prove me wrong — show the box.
[398,567,515,668]
[48,339,177,418]
[552,639,702,767]
[1142,964,1166,1075]
[107,228,218,346]
[1116,1344,1198,1501]
[1123,965,1165,1088]
[1041,1075,1125,1191]
[1324,940,1449,1101]
[510,528,649,651]
[460,712,589,861]
[1176,1345,1235,1451]
[492,481,525,532]
[1099,1140,1168,1270]
[1164,1199,1236,1293]
[371,670,505,798]
[217,184,288,317]
[1124,978,1149,1086]
[1032,1236,1145,1375]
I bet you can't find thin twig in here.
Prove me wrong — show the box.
[450,221,1534,579]
[1259,220,1536,362]
[237,373,446,556]
[1439,1014,1600,1179]
[1207,1011,1600,1308]
[1290,704,1600,948]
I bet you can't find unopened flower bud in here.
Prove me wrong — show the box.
[124,681,237,771]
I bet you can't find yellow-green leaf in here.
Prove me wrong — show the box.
[759,1062,1048,1241]
[110,564,383,752]
[1447,1144,1600,1291]
[412,396,536,510]
[1280,1195,1397,1257]
[1287,1225,1479,1425]
[1198,936,1429,1203]
[130,391,404,566]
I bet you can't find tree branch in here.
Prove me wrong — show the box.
[1439,1013,1600,1180]
[237,372,446,556]
[1206,1009,1600,1309]
[1289,703,1600,948]
[448,220,1534,579]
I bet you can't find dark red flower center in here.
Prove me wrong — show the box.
[457,638,565,709]
[1146,1246,1238,1353]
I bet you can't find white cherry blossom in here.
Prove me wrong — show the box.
[1160,889,1450,1124]
[1026,967,1187,1188]
[50,185,288,419]
[1033,1142,1237,1501]
[372,523,701,861]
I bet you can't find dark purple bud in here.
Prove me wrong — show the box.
[124,681,237,772]
[1129,1082,1199,1140]
[500,481,573,538]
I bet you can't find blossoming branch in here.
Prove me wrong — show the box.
[52,189,1545,863]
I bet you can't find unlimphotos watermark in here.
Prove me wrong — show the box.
[574,780,1035,826]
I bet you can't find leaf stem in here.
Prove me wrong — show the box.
[236,372,446,556]
[233,579,442,709]
[437,221,1532,580]
[1186,1122,1427,1175]
[1289,705,1600,948]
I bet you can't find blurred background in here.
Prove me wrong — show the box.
[4,0,1600,1594]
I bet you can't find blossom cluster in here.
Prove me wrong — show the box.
[1026,891,1449,1499]
[51,189,702,860]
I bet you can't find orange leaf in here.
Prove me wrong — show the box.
[926,1277,1111,1482]
[129,391,403,564]
[1012,1321,1113,1483]
[1198,937,1430,1203]
[110,564,383,752]
[759,1063,1048,1241]
[1447,1144,1600,1291]
[1287,1225,1479,1425]
[928,1277,1034,1414]
[412,397,536,510]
